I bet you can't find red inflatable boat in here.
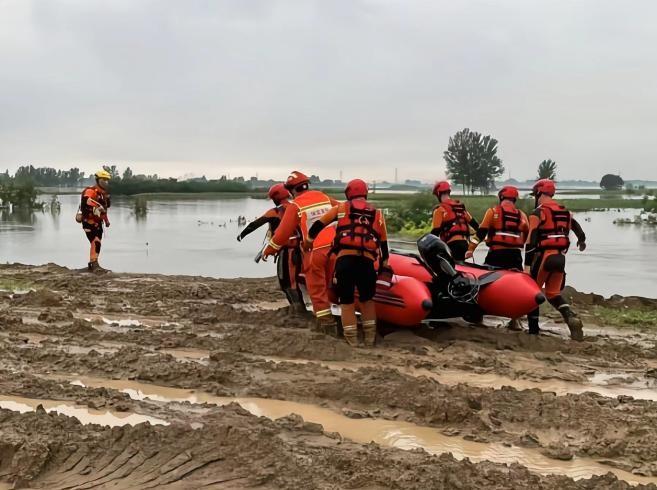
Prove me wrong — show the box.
[289,234,545,328]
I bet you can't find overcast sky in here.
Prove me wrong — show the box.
[1,0,656,182]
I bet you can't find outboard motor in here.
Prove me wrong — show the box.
[417,234,479,303]
[417,234,457,278]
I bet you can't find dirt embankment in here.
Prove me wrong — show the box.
[1,263,657,488]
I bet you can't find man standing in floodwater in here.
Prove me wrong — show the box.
[525,179,587,340]
[77,170,112,273]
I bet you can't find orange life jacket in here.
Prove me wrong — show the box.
[81,186,110,224]
[334,199,383,257]
[486,202,524,248]
[437,199,469,242]
[292,190,335,249]
[537,201,571,251]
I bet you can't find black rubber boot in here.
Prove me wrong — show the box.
[549,296,584,341]
[560,308,583,341]
[527,308,540,335]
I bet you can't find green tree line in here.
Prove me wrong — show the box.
[103,166,248,195]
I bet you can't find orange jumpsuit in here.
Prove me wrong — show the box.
[431,200,479,261]
[263,190,338,318]
[81,186,110,263]
[469,201,529,270]
[525,200,585,299]
[239,203,299,289]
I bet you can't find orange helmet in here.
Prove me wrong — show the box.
[531,179,556,197]
[498,185,519,201]
[284,171,310,190]
[432,181,451,196]
[345,179,368,200]
[268,183,290,204]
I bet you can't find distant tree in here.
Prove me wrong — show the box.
[122,167,134,180]
[600,174,624,191]
[444,128,504,194]
[103,165,120,180]
[537,159,557,180]
[471,134,504,194]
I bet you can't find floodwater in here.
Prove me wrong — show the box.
[472,209,657,298]
[1,195,656,297]
[0,194,275,278]
[65,376,657,485]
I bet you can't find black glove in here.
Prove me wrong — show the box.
[236,234,243,242]
[577,241,586,251]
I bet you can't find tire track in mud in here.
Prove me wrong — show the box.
[2,264,657,487]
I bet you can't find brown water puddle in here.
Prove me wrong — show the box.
[2,332,208,363]
[259,356,657,401]
[67,376,655,485]
[0,394,168,427]
[79,314,180,331]
[231,300,289,312]
[158,347,210,363]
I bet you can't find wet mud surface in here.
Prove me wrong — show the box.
[1,263,657,488]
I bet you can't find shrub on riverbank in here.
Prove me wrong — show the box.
[377,193,647,236]
[0,179,42,209]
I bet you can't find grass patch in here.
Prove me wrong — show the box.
[0,278,34,293]
[591,306,657,328]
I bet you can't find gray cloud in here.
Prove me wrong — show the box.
[1,0,656,181]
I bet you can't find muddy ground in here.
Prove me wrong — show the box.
[1,263,657,489]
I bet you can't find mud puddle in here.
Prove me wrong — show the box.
[0,394,168,427]
[158,347,210,364]
[260,356,657,401]
[231,300,289,312]
[66,376,655,485]
[81,314,180,331]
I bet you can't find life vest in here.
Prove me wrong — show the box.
[334,199,382,257]
[437,199,469,241]
[537,201,571,251]
[292,190,335,249]
[486,202,524,248]
[81,186,110,224]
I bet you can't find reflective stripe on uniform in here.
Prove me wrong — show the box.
[315,308,332,318]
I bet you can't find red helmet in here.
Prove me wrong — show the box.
[498,185,519,201]
[531,179,556,197]
[284,171,310,190]
[432,181,451,196]
[268,183,290,203]
[345,179,368,200]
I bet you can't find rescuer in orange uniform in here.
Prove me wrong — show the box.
[237,184,301,308]
[466,185,528,330]
[525,179,587,340]
[431,181,479,261]
[466,186,528,270]
[262,171,338,326]
[78,170,112,272]
[304,179,388,347]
